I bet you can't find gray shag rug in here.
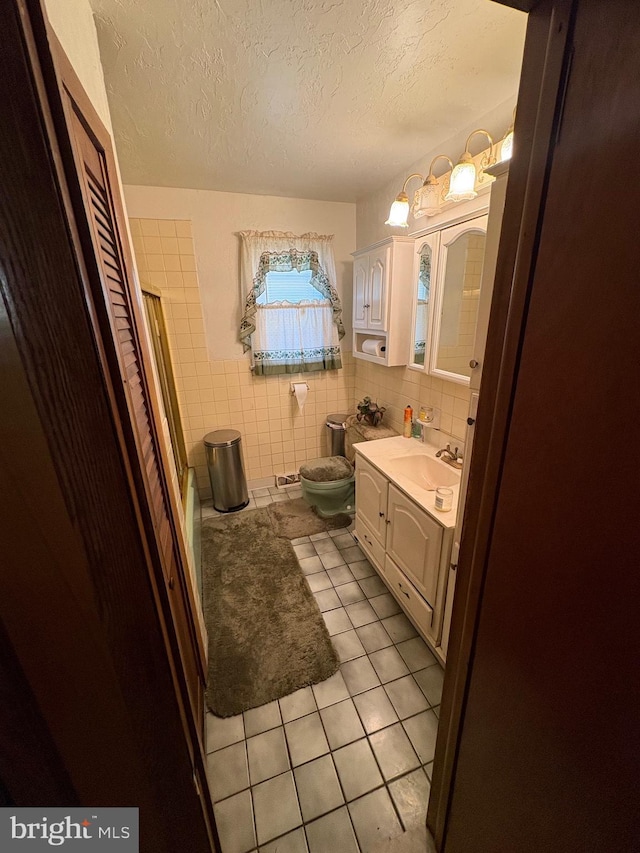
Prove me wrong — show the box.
[202,506,340,717]
[268,497,351,539]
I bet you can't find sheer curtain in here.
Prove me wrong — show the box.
[239,231,344,376]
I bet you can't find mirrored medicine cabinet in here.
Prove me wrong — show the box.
[409,212,488,385]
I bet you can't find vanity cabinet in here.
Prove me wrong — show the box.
[352,237,414,366]
[354,457,388,544]
[354,453,452,654]
[386,484,443,605]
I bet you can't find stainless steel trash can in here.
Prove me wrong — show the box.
[326,413,348,457]
[204,429,249,512]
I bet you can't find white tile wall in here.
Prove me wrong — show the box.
[130,217,355,496]
[354,361,471,445]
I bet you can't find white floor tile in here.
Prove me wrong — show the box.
[312,671,350,709]
[320,699,365,750]
[244,701,282,737]
[260,826,308,853]
[413,666,444,707]
[214,789,255,853]
[207,712,245,753]
[396,637,438,672]
[403,710,439,765]
[253,771,302,846]
[384,675,430,720]
[369,723,421,781]
[247,727,290,785]
[333,739,383,801]
[294,755,344,822]
[388,768,431,832]
[348,787,403,851]
[305,807,358,853]
[353,687,399,735]
[206,742,249,802]
[279,686,316,724]
[285,712,330,767]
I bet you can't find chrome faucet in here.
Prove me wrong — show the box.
[436,444,463,469]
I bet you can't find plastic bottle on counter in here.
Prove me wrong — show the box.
[403,405,413,438]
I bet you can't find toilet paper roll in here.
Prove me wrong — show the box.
[361,339,386,357]
[292,382,308,412]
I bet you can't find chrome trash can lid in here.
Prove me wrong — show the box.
[326,413,348,429]
[204,429,242,447]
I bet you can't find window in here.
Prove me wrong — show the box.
[255,269,319,304]
[239,232,345,376]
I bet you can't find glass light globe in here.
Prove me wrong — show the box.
[445,159,477,202]
[412,181,441,218]
[501,130,514,161]
[385,193,410,227]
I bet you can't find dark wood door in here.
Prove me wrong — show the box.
[61,92,204,736]
[442,1,640,849]
[0,1,217,849]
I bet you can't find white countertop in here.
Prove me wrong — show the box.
[354,435,462,529]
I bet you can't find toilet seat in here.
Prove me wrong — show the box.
[299,455,354,483]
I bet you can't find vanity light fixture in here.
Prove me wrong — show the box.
[445,129,496,202]
[412,154,454,219]
[500,109,516,161]
[384,112,516,225]
[385,172,423,227]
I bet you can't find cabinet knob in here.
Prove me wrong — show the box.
[364,303,370,309]
[469,359,479,369]
[467,416,475,426]
[385,519,391,525]
[379,511,385,517]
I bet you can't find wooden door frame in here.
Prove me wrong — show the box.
[0,2,217,848]
[428,0,576,847]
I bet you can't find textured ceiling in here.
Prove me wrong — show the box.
[90,0,526,202]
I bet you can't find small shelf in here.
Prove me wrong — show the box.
[353,331,388,364]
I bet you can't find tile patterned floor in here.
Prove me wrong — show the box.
[202,488,444,853]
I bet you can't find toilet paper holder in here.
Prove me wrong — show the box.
[290,382,309,394]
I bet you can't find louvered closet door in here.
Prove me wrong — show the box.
[64,105,203,732]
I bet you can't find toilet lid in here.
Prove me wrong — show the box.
[300,456,354,483]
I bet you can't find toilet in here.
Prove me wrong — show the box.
[299,455,355,517]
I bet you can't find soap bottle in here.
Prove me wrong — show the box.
[403,405,413,438]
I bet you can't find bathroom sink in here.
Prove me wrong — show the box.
[387,454,460,491]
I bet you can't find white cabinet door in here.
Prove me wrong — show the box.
[429,214,488,385]
[409,231,439,370]
[368,248,389,330]
[355,456,388,545]
[353,254,368,329]
[386,484,443,605]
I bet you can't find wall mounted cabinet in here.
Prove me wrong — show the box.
[352,236,415,366]
[408,200,489,385]
[430,215,488,385]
